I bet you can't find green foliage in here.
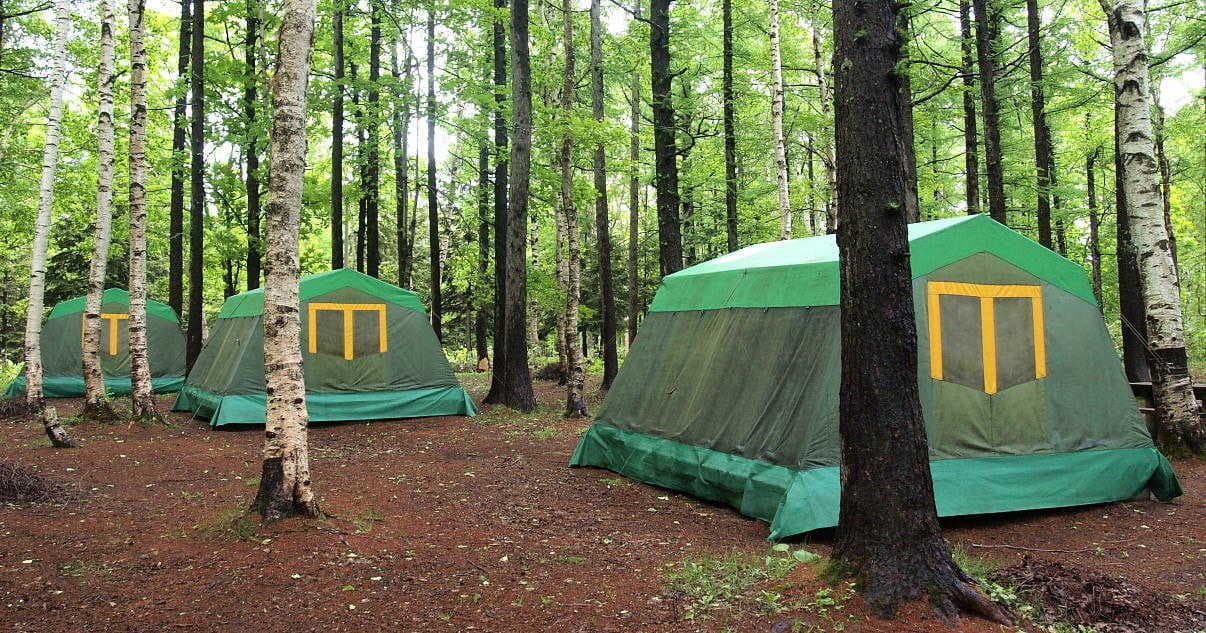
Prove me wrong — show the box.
[663,548,802,620]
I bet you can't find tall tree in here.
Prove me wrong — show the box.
[1086,144,1103,304]
[186,0,206,368]
[649,0,682,276]
[626,0,642,348]
[366,0,382,278]
[493,0,536,411]
[958,0,980,215]
[590,0,618,389]
[1115,108,1150,382]
[169,0,190,316]
[830,0,1010,619]
[558,0,586,417]
[426,8,442,339]
[721,0,738,250]
[483,0,510,404]
[769,0,790,239]
[812,24,835,233]
[252,0,321,521]
[331,0,345,269]
[1101,0,1203,454]
[392,23,411,288]
[127,0,158,423]
[476,139,490,366]
[82,0,118,421]
[244,1,262,289]
[23,0,74,448]
[1026,0,1054,248]
[971,0,1006,223]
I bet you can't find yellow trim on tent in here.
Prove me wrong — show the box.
[80,313,130,356]
[926,282,1046,394]
[306,303,388,360]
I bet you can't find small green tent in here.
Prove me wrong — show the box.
[571,215,1181,539]
[5,288,187,398]
[172,268,476,426]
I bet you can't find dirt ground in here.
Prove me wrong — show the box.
[0,374,1202,633]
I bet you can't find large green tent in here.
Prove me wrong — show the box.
[571,215,1181,539]
[4,288,187,398]
[172,268,476,426]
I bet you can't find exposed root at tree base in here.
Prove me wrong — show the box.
[836,553,1012,625]
[81,401,121,424]
[41,407,77,448]
[249,456,321,524]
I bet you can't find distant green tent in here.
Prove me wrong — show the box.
[571,215,1181,540]
[173,268,476,426]
[4,288,186,398]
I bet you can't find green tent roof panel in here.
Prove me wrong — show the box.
[4,289,187,398]
[173,268,476,426]
[571,217,1180,539]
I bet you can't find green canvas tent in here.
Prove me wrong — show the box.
[172,268,476,426]
[571,215,1181,540]
[4,288,187,398]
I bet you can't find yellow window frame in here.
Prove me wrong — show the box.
[80,313,130,356]
[926,281,1046,394]
[306,303,388,360]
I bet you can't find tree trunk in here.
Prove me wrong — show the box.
[769,0,791,239]
[252,0,321,522]
[127,0,159,422]
[483,0,510,404]
[245,1,262,289]
[82,0,118,421]
[1152,90,1178,272]
[1087,145,1103,305]
[494,0,537,411]
[476,136,490,365]
[813,26,836,233]
[1026,0,1054,248]
[366,0,381,278]
[391,24,409,289]
[649,0,682,276]
[169,0,190,316]
[559,0,586,416]
[24,0,75,448]
[626,2,642,348]
[590,0,618,389]
[426,9,441,340]
[331,1,345,269]
[352,62,365,273]
[722,0,738,250]
[958,0,980,215]
[831,0,1010,620]
[186,0,206,369]
[971,0,1006,223]
[1102,0,1203,455]
[1116,107,1150,383]
[897,9,920,223]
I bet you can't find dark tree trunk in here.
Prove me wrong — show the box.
[244,1,261,290]
[649,0,682,276]
[626,2,641,348]
[426,10,442,340]
[352,61,365,273]
[590,0,618,389]
[958,0,980,216]
[831,0,1011,621]
[169,0,191,315]
[392,22,410,288]
[495,0,536,411]
[186,0,205,368]
[971,0,1006,223]
[484,0,511,404]
[1087,145,1102,305]
[722,0,738,251]
[366,0,381,278]
[1153,102,1178,271]
[332,2,345,269]
[1115,106,1150,383]
[1026,0,1054,248]
[476,135,490,364]
[897,9,920,223]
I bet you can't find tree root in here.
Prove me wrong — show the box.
[81,400,120,424]
[130,396,164,426]
[40,406,77,449]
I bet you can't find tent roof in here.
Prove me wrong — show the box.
[649,215,1096,312]
[217,268,428,319]
[47,288,179,323]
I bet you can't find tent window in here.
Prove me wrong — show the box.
[80,313,129,356]
[306,303,388,360]
[926,282,1046,394]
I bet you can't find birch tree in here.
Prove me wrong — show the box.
[769,0,791,240]
[127,0,159,423]
[252,0,321,520]
[1100,0,1203,455]
[82,0,118,422]
[558,0,586,417]
[23,0,74,448]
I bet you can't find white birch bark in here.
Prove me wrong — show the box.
[559,0,586,416]
[24,0,74,448]
[82,0,118,416]
[770,0,791,240]
[1101,0,1203,454]
[253,0,321,520]
[127,0,158,421]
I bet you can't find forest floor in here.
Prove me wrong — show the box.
[0,374,1202,633]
